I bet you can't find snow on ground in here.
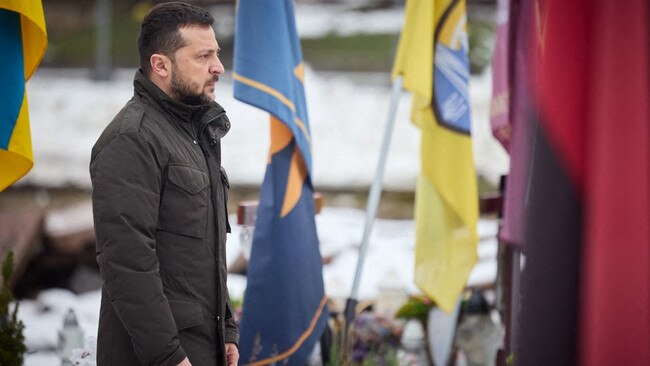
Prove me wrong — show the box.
[20,207,498,366]
[211,2,406,40]
[295,4,406,38]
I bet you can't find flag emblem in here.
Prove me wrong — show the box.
[433,0,471,134]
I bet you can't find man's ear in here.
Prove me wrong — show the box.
[150,54,171,78]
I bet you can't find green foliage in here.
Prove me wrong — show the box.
[467,19,496,74]
[395,296,435,325]
[229,296,242,311]
[506,353,516,366]
[326,341,341,366]
[0,251,26,366]
[361,347,399,366]
[326,341,400,366]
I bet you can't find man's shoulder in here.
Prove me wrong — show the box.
[115,99,146,134]
[97,97,168,141]
[91,99,150,159]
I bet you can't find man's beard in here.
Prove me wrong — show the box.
[170,64,217,106]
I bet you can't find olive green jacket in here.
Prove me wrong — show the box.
[91,71,238,366]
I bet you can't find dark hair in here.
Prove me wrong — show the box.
[138,2,214,76]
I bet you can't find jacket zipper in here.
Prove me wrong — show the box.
[196,112,226,249]
[195,112,228,353]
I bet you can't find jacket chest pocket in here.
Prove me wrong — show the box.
[158,164,209,238]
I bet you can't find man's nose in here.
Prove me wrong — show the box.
[210,57,225,76]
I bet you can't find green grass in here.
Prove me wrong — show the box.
[44,15,141,68]
[45,25,400,72]
[43,18,494,74]
[301,33,400,72]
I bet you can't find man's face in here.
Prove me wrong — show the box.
[169,26,224,106]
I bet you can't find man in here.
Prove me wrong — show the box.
[90,3,238,365]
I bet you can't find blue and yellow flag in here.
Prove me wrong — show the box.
[233,1,328,365]
[0,0,47,191]
[392,0,478,313]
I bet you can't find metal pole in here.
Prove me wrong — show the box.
[343,76,403,331]
[94,0,112,80]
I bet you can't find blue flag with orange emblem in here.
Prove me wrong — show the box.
[233,1,328,365]
[0,0,47,191]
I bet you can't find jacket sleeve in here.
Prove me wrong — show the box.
[91,132,186,366]
[224,293,239,346]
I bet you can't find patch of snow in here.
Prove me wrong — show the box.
[295,4,406,38]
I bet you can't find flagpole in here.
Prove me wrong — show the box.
[344,75,403,338]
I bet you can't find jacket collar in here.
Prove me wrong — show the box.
[133,70,228,131]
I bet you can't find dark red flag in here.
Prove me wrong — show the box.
[523,0,650,364]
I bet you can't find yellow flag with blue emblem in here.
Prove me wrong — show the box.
[392,0,478,313]
[0,0,47,191]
